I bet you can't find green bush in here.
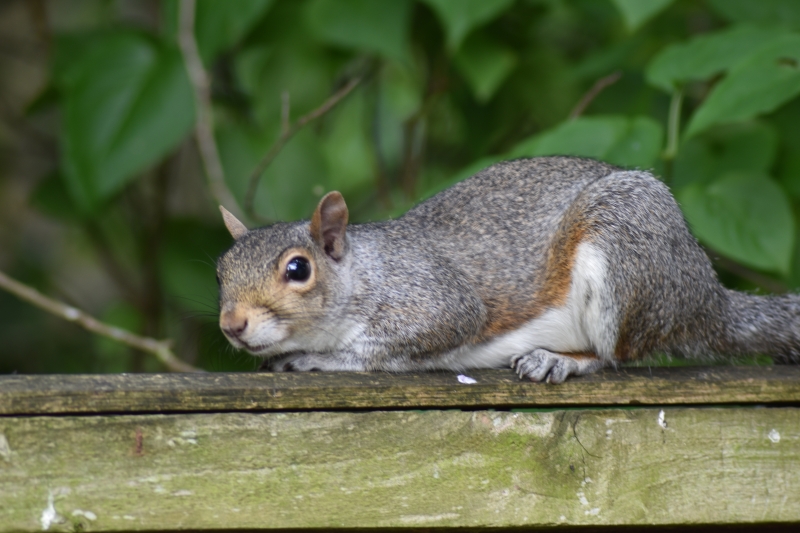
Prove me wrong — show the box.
[2,0,799,372]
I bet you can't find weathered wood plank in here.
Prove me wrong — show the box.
[1,407,798,530]
[2,366,799,415]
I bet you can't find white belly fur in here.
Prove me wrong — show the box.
[430,242,617,371]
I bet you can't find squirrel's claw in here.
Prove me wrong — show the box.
[512,350,606,383]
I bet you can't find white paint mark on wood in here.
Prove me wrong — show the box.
[71,509,97,521]
[0,433,11,462]
[577,491,589,506]
[768,429,781,443]
[40,492,57,531]
[457,375,477,384]
[657,410,667,429]
[585,507,601,516]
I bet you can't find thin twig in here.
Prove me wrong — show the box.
[178,0,244,220]
[569,71,623,119]
[663,87,683,160]
[281,91,291,136]
[0,269,200,372]
[244,77,362,221]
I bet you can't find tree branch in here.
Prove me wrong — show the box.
[244,77,362,221]
[569,71,622,119]
[177,0,244,220]
[0,269,200,373]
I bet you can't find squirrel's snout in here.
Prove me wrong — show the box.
[220,310,248,339]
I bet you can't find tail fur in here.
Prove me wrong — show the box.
[717,290,800,363]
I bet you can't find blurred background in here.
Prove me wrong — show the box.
[1,0,799,373]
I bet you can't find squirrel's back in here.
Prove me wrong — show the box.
[217,156,800,381]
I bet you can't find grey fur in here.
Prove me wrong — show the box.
[217,156,800,381]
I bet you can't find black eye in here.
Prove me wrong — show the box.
[285,257,311,282]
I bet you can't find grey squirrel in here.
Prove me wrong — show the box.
[216,156,800,383]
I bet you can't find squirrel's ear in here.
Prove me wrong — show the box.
[219,206,248,240]
[310,191,348,260]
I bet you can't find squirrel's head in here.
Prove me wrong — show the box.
[216,192,351,357]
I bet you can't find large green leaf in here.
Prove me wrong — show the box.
[217,122,328,222]
[678,173,794,275]
[509,115,663,169]
[305,0,412,62]
[686,34,800,138]
[672,122,778,189]
[58,31,194,214]
[708,0,800,31]
[645,25,781,92]
[161,0,274,63]
[320,94,376,194]
[234,42,334,127]
[422,0,513,52]
[195,0,274,63]
[611,0,674,32]
[454,33,517,102]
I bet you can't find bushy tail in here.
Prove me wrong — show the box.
[715,289,800,363]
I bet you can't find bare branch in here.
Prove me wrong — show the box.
[281,91,291,136]
[569,71,623,119]
[177,0,244,220]
[0,269,200,373]
[244,77,362,221]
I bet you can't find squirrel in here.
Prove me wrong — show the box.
[216,156,800,383]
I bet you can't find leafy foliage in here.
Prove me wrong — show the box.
[3,0,800,373]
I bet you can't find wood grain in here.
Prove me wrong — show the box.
[1,366,799,416]
[1,407,798,530]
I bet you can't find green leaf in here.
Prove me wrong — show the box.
[380,61,423,121]
[604,116,664,169]
[321,93,376,194]
[686,33,800,138]
[646,25,782,92]
[217,123,328,221]
[195,0,274,63]
[454,33,517,102]
[678,173,794,275]
[673,122,778,189]
[234,42,334,126]
[421,0,513,52]
[509,115,663,169]
[611,0,674,32]
[59,31,194,214]
[305,0,412,62]
[708,0,800,31]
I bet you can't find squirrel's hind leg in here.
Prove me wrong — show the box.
[512,350,606,384]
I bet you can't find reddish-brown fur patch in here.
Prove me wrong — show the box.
[480,220,588,338]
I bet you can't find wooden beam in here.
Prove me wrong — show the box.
[1,366,799,416]
[1,407,798,530]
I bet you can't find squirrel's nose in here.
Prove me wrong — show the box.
[220,311,248,339]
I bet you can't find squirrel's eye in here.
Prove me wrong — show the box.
[285,257,311,282]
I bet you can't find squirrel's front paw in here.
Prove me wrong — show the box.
[511,349,604,384]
